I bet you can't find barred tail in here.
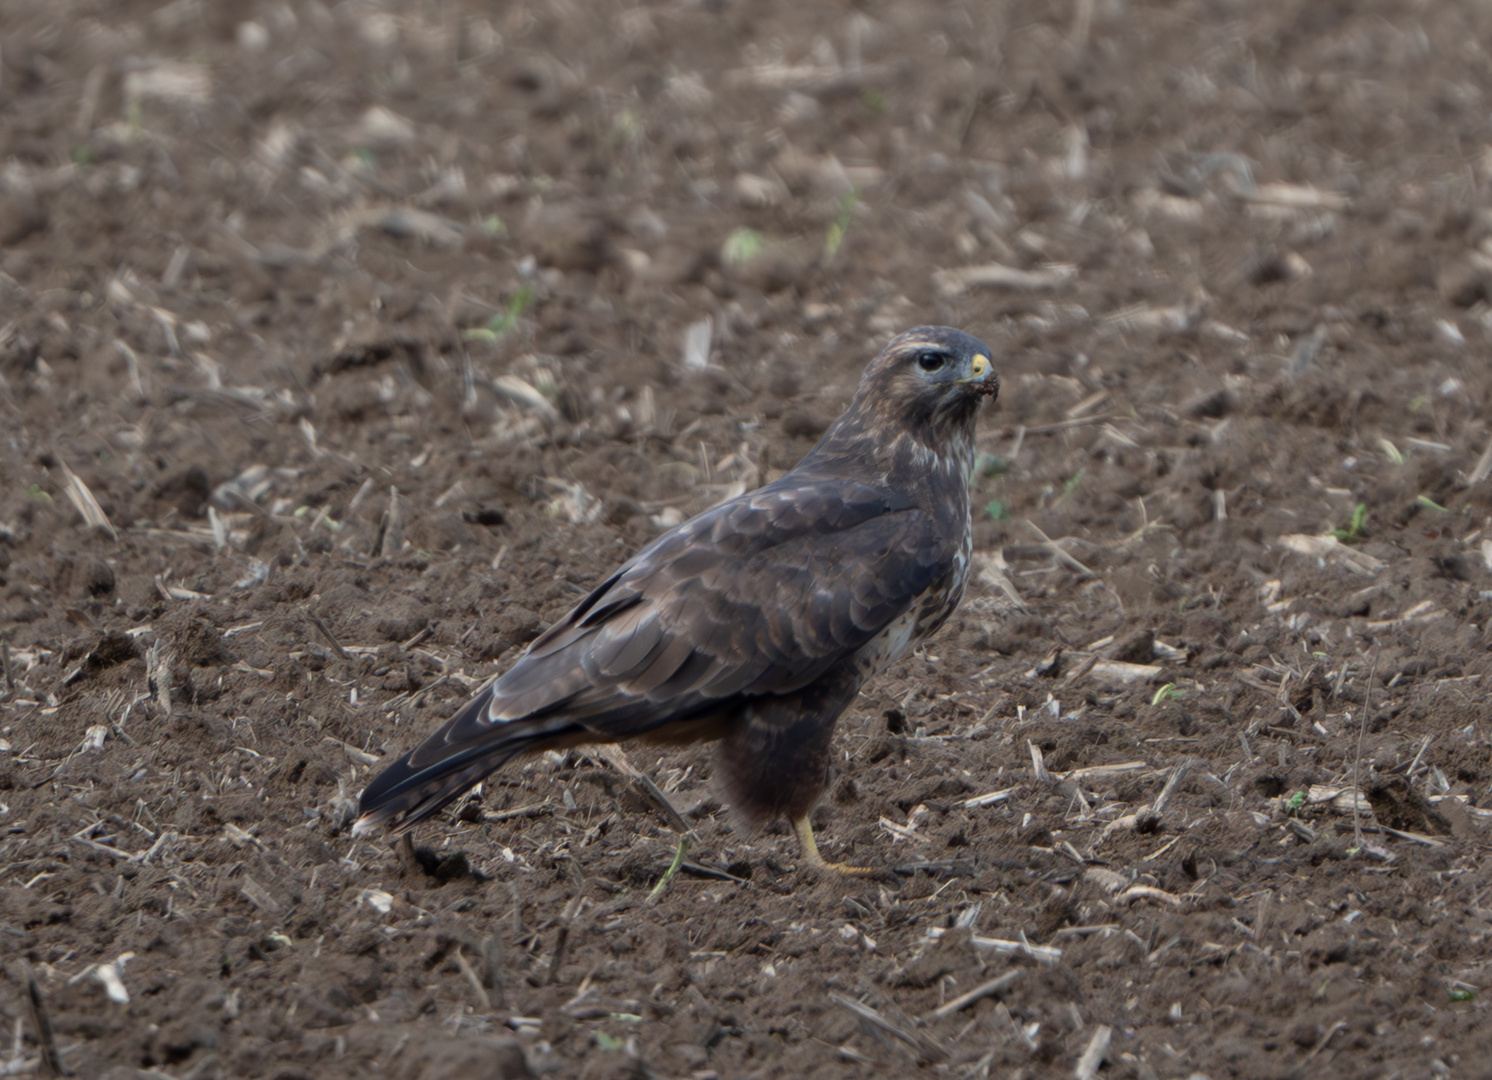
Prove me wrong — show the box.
[353,687,581,835]
[352,743,523,836]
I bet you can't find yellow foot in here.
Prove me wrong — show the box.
[792,817,885,877]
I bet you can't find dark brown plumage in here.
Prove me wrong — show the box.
[355,326,998,870]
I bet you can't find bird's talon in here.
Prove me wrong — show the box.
[791,817,890,879]
[815,860,886,878]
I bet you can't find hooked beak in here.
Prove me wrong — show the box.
[960,353,999,397]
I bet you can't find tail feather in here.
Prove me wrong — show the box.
[353,744,521,836]
[354,640,735,836]
[354,687,584,834]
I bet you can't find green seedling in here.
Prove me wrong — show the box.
[1331,502,1367,544]
[1378,438,1404,465]
[1151,683,1183,705]
[463,285,534,344]
[594,1032,626,1051]
[489,285,534,335]
[646,835,689,903]
[983,499,1010,521]
[1061,470,1085,498]
[975,453,1008,477]
[863,90,888,114]
[26,484,53,506]
[1416,494,1449,513]
[612,108,641,143]
[480,215,505,236]
[823,190,859,261]
[722,227,765,265]
[1286,790,1306,815]
[1450,988,1476,1003]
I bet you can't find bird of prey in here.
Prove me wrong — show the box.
[355,325,999,872]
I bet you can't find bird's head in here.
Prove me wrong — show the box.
[841,325,999,443]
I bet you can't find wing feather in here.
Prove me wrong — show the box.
[589,607,665,678]
[499,479,942,707]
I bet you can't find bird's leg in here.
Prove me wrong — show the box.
[792,816,881,877]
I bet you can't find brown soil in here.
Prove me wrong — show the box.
[5,1,1492,1077]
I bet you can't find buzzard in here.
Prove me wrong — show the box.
[355,326,998,872]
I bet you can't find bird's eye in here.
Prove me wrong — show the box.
[916,351,947,373]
